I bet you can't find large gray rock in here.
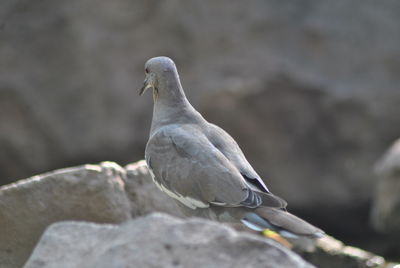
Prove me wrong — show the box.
[0,160,186,267]
[371,138,400,233]
[0,162,132,268]
[24,213,314,268]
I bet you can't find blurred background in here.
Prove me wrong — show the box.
[1,0,400,261]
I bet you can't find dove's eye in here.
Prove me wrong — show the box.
[145,68,149,74]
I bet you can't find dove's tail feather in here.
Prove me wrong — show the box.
[258,192,288,208]
[240,207,324,238]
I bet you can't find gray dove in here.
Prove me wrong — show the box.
[140,56,324,238]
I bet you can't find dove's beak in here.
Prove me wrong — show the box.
[139,75,157,96]
[139,78,149,96]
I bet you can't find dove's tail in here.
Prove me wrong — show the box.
[240,207,324,238]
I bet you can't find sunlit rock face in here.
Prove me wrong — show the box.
[24,214,315,268]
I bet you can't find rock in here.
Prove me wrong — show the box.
[0,160,397,267]
[124,160,184,218]
[371,138,400,233]
[0,160,189,267]
[0,162,132,268]
[24,213,314,268]
[295,235,389,268]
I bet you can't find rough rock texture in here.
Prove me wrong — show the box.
[1,1,400,216]
[0,162,132,268]
[371,138,400,233]
[24,213,314,268]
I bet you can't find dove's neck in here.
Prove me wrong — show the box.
[150,72,203,135]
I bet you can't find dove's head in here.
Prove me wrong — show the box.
[139,56,180,97]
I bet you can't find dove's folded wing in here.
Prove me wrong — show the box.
[145,124,261,209]
[206,123,287,208]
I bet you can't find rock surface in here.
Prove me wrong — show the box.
[0,160,397,267]
[371,138,400,233]
[0,162,132,268]
[0,160,186,267]
[24,213,314,268]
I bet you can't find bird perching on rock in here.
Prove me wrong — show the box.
[139,56,324,239]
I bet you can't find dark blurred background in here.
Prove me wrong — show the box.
[1,0,400,260]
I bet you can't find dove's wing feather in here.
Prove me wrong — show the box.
[145,124,260,209]
[206,123,287,208]
[206,123,269,191]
